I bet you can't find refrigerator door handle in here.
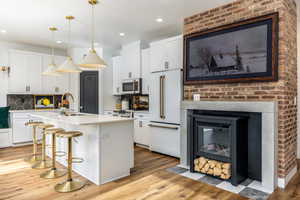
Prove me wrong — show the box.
[149,124,178,130]
[159,75,166,119]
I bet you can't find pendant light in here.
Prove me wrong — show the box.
[56,16,82,73]
[42,27,60,76]
[79,0,107,68]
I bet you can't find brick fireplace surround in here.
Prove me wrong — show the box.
[183,0,297,188]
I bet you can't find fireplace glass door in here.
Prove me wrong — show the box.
[196,122,231,158]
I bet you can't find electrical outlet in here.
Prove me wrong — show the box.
[193,94,201,101]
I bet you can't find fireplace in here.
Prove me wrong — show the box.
[188,110,262,186]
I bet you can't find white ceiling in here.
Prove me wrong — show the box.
[0,0,234,52]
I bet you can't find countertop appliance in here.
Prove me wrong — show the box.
[121,78,141,94]
[149,69,181,158]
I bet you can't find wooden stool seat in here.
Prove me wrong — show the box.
[56,131,83,138]
[25,121,43,127]
[37,124,54,129]
[44,128,65,135]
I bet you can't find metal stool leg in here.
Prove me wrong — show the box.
[32,129,52,169]
[24,125,41,163]
[55,137,85,192]
[40,133,67,178]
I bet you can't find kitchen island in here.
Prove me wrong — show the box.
[30,112,134,185]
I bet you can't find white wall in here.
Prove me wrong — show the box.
[103,49,117,111]
[0,41,66,107]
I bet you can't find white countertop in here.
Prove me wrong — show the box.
[10,109,59,113]
[30,112,134,125]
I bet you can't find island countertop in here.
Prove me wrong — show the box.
[30,112,134,125]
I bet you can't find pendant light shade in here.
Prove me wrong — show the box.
[57,57,82,73]
[79,0,107,68]
[42,27,61,76]
[57,16,82,73]
[80,49,107,68]
[42,63,61,76]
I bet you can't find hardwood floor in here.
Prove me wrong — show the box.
[0,145,299,200]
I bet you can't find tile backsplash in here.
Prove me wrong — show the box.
[7,94,34,110]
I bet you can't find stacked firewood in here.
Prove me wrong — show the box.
[194,157,231,180]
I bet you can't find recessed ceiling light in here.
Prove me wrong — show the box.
[56,40,63,44]
[156,18,163,23]
[119,33,125,37]
[1,30,7,34]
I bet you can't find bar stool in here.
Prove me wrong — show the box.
[24,121,43,164]
[40,128,67,179]
[55,131,85,193]
[32,123,54,169]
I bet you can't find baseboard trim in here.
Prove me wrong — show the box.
[278,166,297,188]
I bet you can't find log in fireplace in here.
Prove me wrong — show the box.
[188,110,262,186]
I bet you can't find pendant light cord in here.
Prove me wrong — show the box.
[91,3,95,50]
[51,30,55,64]
[68,19,71,56]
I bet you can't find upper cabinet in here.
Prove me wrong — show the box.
[150,35,183,73]
[120,41,141,80]
[8,51,42,93]
[8,50,68,94]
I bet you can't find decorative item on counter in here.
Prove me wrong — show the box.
[34,95,55,110]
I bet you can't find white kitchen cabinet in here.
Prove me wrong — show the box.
[8,51,42,93]
[134,113,151,147]
[150,35,183,72]
[120,41,141,80]
[26,54,43,93]
[141,49,150,94]
[12,118,31,143]
[11,112,43,144]
[8,50,68,94]
[8,52,27,93]
[0,129,12,148]
[134,119,150,147]
[113,56,122,95]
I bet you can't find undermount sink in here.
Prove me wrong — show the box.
[64,113,87,117]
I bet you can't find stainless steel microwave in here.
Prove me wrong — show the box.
[121,78,142,94]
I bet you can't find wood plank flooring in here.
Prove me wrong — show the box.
[0,145,299,200]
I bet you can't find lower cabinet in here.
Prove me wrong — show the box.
[11,112,43,144]
[134,119,150,147]
[12,118,32,143]
[0,129,12,148]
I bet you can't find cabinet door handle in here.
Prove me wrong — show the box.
[165,61,169,69]
[148,124,178,130]
[128,72,132,78]
[159,75,166,119]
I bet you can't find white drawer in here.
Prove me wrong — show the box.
[12,112,30,119]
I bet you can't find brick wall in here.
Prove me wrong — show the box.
[184,0,297,179]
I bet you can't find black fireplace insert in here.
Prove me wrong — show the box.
[188,110,262,186]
